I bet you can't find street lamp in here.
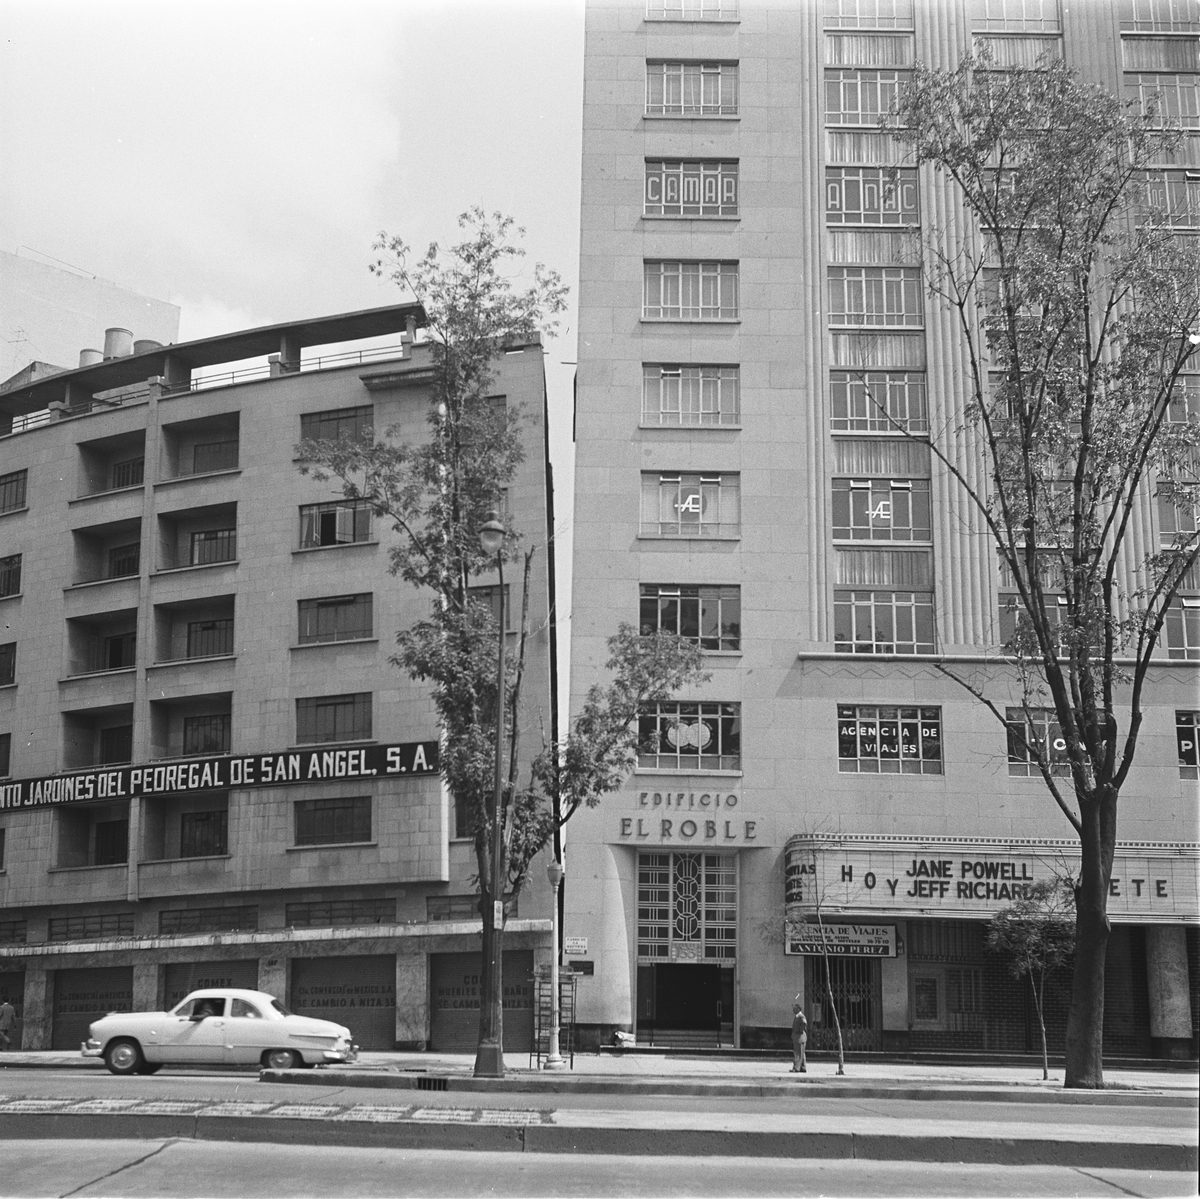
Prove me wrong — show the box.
[474,510,507,1079]
[544,858,566,1070]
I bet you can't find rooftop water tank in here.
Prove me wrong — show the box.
[103,328,133,359]
[132,338,162,355]
[79,348,104,368]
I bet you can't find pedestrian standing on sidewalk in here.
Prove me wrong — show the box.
[790,994,807,1073]
[0,996,16,1051]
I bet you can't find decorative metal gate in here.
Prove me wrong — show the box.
[804,956,882,1052]
[637,851,737,963]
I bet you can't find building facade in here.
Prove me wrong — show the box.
[0,305,556,1052]
[567,0,1199,1056]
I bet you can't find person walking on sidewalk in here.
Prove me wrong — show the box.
[0,997,16,1051]
[790,994,807,1073]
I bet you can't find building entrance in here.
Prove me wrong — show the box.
[804,956,882,1052]
[636,964,734,1046]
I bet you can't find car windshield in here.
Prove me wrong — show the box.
[270,999,292,1017]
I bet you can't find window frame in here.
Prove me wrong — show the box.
[834,588,936,654]
[642,364,741,427]
[293,795,373,847]
[837,703,943,773]
[644,160,739,217]
[1005,706,1071,776]
[180,808,229,858]
[828,266,924,327]
[182,713,231,757]
[637,701,742,772]
[295,692,372,745]
[830,370,928,433]
[299,405,374,445]
[298,500,374,549]
[186,618,234,658]
[0,470,27,515]
[297,593,374,644]
[640,472,742,539]
[643,261,740,321]
[826,166,920,225]
[831,477,933,542]
[0,642,13,687]
[0,553,22,598]
[645,61,740,117]
[1177,710,1199,778]
[640,584,742,652]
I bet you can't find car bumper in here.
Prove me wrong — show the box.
[322,1044,359,1063]
[81,1039,102,1059]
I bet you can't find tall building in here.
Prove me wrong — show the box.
[567,0,1199,1055]
[0,305,556,1052]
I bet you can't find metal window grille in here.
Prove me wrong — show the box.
[190,528,236,565]
[824,0,914,29]
[0,917,26,944]
[832,478,932,541]
[644,161,738,216]
[0,470,27,513]
[98,725,133,765]
[94,819,129,865]
[190,440,239,474]
[645,61,739,115]
[183,714,231,756]
[286,898,396,927]
[294,796,372,846]
[1166,597,1200,659]
[298,594,373,643]
[295,693,372,744]
[1177,710,1199,778]
[837,704,943,773]
[825,69,908,125]
[640,473,740,538]
[48,912,135,942]
[1005,706,1072,775]
[300,405,373,444]
[833,589,936,653]
[643,261,739,320]
[0,554,21,598]
[637,852,737,961]
[109,458,144,489]
[298,501,373,548]
[642,365,740,426]
[640,584,741,651]
[0,643,13,687]
[1127,73,1200,128]
[828,266,923,326]
[107,543,140,578]
[638,702,741,771]
[826,167,919,224]
[830,371,928,432]
[180,809,228,857]
[0,732,9,777]
[647,0,738,18]
[159,906,257,935]
[187,618,233,658]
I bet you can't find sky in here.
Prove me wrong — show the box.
[0,0,585,688]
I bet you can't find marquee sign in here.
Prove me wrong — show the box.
[0,741,439,812]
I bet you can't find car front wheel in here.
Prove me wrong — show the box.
[104,1039,144,1076]
[263,1048,301,1070]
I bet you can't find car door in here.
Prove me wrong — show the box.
[224,997,271,1064]
[155,995,230,1063]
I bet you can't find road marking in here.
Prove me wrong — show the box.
[266,1105,343,1119]
[196,1102,275,1117]
[64,1099,143,1113]
[332,1106,415,1123]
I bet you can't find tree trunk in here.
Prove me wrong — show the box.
[1064,793,1116,1089]
[1032,972,1048,1081]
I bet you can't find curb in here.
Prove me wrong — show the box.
[0,1111,1193,1169]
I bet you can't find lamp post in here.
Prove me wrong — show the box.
[544,858,566,1070]
[474,510,506,1079]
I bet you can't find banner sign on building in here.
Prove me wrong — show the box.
[785,920,897,957]
[0,741,439,812]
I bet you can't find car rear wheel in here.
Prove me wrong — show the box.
[263,1048,301,1070]
[104,1039,144,1076]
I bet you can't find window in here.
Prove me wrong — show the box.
[828,267,923,326]
[94,819,129,865]
[642,365,740,427]
[300,405,373,445]
[102,631,136,671]
[998,593,1077,653]
[1158,485,1198,543]
[180,809,228,857]
[637,852,737,960]
[832,478,931,541]
[641,473,740,539]
[0,554,21,598]
[298,594,373,643]
[160,906,257,935]
[834,589,935,653]
[110,458,145,490]
[825,69,908,125]
[427,893,519,920]
[1178,711,1199,778]
[183,714,231,756]
[0,917,26,944]
[645,61,739,116]
[1125,0,1200,32]
[1145,170,1200,225]
[0,470,27,514]
[976,0,1060,30]
[831,371,928,433]
[49,912,134,941]
[1123,35,1200,70]
[1127,73,1200,128]
[187,618,233,658]
[294,796,372,846]
[638,701,741,771]
[98,725,133,765]
[190,528,236,565]
[837,704,942,773]
[0,732,9,777]
[645,161,738,216]
[640,584,741,651]
[286,898,396,927]
[296,693,372,744]
[1165,596,1200,659]
[0,643,13,687]
[824,0,914,29]
[643,261,739,320]
[107,543,140,578]
[1006,706,1070,776]
[191,440,239,474]
[0,826,4,869]
[467,585,511,631]
[230,998,263,1019]
[647,0,738,18]
[299,500,373,548]
[826,167,919,225]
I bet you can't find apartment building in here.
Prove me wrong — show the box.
[0,305,556,1052]
[567,0,1199,1056]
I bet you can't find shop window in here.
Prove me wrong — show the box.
[159,906,257,935]
[1006,706,1071,776]
[0,554,21,598]
[640,584,741,651]
[828,266,923,327]
[645,61,739,116]
[638,702,741,771]
[300,405,373,445]
[643,261,739,322]
[830,371,927,433]
[834,588,936,654]
[183,714,231,756]
[644,161,738,217]
[837,704,942,773]
[295,693,371,744]
[298,594,373,643]
[642,365,740,427]
[298,500,373,548]
[48,912,134,942]
[190,528,236,566]
[186,618,233,658]
[640,473,740,538]
[107,543,140,578]
[294,796,371,846]
[0,470,27,514]
[1178,710,1199,778]
[180,809,228,858]
[0,643,13,687]
[637,852,737,960]
[286,898,396,927]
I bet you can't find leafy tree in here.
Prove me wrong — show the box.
[297,209,706,1076]
[987,878,1076,1080]
[889,58,1200,1087]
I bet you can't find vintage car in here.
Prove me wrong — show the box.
[82,988,358,1075]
